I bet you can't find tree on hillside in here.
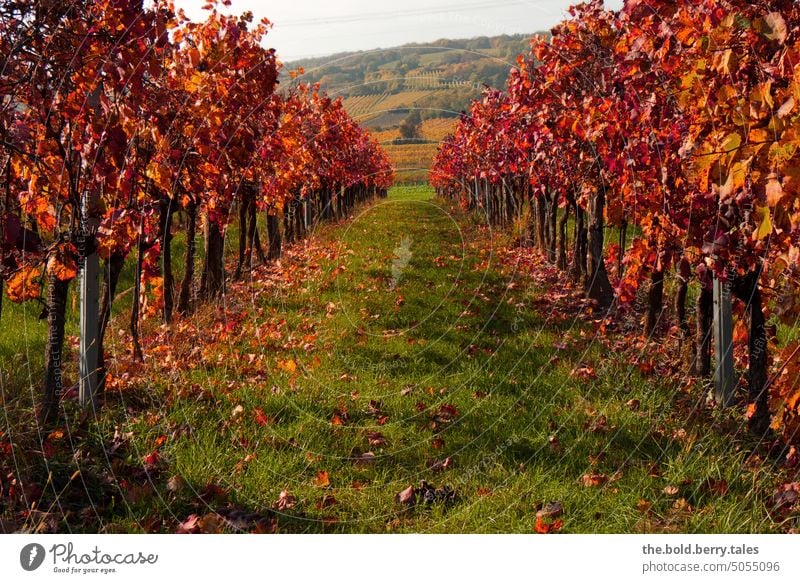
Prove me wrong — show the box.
[399,110,422,140]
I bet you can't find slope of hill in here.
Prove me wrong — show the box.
[284,33,545,184]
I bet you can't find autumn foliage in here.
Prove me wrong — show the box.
[0,0,392,420]
[432,0,800,438]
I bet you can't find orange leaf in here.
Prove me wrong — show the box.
[581,473,608,487]
[312,470,330,488]
[48,254,77,281]
[534,516,564,534]
[6,266,42,302]
[253,408,270,426]
[277,359,298,374]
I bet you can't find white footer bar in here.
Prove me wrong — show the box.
[1,535,797,582]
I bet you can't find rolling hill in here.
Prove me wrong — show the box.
[284,33,545,183]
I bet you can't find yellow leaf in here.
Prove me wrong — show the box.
[753,205,773,241]
[146,162,172,193]
[766,175,784,206]
[718,161,747,199]
[749,81,774,111]
[184,71,204,92]
[713,49,734,75]
[721,132,741,153]
[277,359,297,374]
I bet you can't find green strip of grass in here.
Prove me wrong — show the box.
[1,185,788,533]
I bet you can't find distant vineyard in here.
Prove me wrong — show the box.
[370,119,456,146]
[371,127,400,144]
[385,143,440,184]
[420,118,457,141]
[342,93,390,116]
[343,91,439,118]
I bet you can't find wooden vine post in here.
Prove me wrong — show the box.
[712,272,736,407]
[79,187,100,408]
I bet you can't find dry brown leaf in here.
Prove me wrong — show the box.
[396,485,416,505]
[581,473,608,487]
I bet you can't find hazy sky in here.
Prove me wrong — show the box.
[175,0,625,61]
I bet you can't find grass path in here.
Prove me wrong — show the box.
[2,185,787,533]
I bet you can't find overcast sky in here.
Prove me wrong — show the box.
[175,0,625,61]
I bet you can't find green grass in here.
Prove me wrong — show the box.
[0,184,793,533]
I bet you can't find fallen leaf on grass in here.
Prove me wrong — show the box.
[166,475,186,493]
[273,490,296,511]
[312,470,331,488]
[176,514,199,534]
[195,513,224,534]
[253,408,271,426]
[663,485,679,496]
[581,473,608,487]
[368,400,383,415]
[771,482,800,516]
[418,481,457,505]
[535,501,563,520]
[143,451,160,466]
[277,359,298,374]
[316,494,337,509]
[671,498,693,513]
[571,366,597,380]
[233,453,257,474]
[199,483,228,504]
[395,481,457,507]
[396,485,416,506]
[366,431,387,447]
[435,404,459,422]
[534,516,564,534]
[785,446,799,467]
[585,415,610,433]
[353,451,376,467]
[426,457,452,472]
[217,508,277,534]
[124,482,154,505]
[636,499,652,513]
